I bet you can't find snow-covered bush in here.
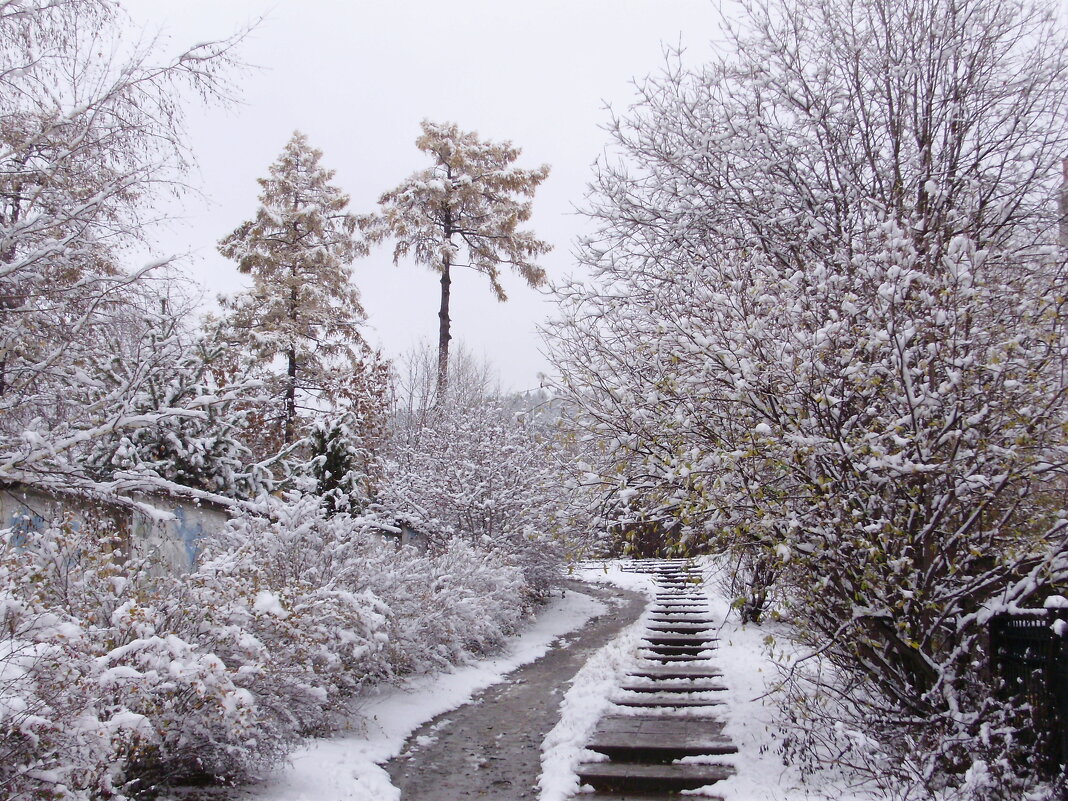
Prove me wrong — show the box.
[547,0,1068,795]
[1,492,538,797]
[190,496,395,738]
[383,348,568,597]
[0,574,120,801]
[206,495,531,674]
[0,521,269,798]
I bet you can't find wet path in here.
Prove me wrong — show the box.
[386,580,647,801]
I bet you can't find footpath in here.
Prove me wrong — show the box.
[386,580,648,800]
[389,560,737,801]
[570,560,736,801]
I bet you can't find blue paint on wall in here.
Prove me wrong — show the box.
[173,505,205,566]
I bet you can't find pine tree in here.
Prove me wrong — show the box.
[363,121,551,399]
[219,132,368,446]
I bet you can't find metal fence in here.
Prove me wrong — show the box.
[989,610,1068,774]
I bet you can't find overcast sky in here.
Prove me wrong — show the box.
[122,0,726,392]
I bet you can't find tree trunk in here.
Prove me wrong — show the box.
[285,262,299,444]
[284,347,297,444]
[436,255,452,403]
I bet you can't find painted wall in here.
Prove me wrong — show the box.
[0,485,229,573]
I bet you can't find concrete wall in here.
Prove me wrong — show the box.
[0,485,229,573]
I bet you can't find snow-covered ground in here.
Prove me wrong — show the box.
[230,560,887,801]
[233,587,607,801]
[540,566,658,801]
[541,559,884,801]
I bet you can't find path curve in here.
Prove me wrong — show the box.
[386,579,647,801]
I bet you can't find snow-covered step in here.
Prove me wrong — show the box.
[619,680,727,693]
[594,713,728,735]
[639,654,710,664]
[640,646,711,653]
[640,636,717,649]
[611,692,725,708]
[647,624,715,635]
[640,646,717,659]
[628,664,723,680]
[575,761,734,793]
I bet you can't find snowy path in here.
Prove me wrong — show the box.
[386,581,647,800]
[193,581,643,801]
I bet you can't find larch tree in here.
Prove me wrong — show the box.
[363,120,551,399]
[219,131,369,447]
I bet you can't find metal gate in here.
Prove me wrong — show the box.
[990,610,1068,774]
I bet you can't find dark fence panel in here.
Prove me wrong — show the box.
[990,609,1068,774]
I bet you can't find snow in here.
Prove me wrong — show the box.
[252,591,289,618]
[539,563,657,801]
[695,559,884,801]
[544,560,884,801]
[243,587,606,801]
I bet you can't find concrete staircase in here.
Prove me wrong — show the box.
[571,560,736,801]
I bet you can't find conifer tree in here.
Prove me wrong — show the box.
[219,132,368,446]
[363,121,551,399]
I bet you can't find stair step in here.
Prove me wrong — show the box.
[647,627,714,636]
[648,618,715,625]
[613,693,725,708]
[588,733,738,761]
[595,714,728,735]
[629,665,723,679]
[644,633,717,645]
[649,598,709,606]
[654,601,706,606]
[641,648,717,658]
[620,682,727,693]
[576,761,734,792]
[636,657,713,666]
[655,591,704,596]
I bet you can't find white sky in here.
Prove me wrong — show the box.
[122,0,726,392]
